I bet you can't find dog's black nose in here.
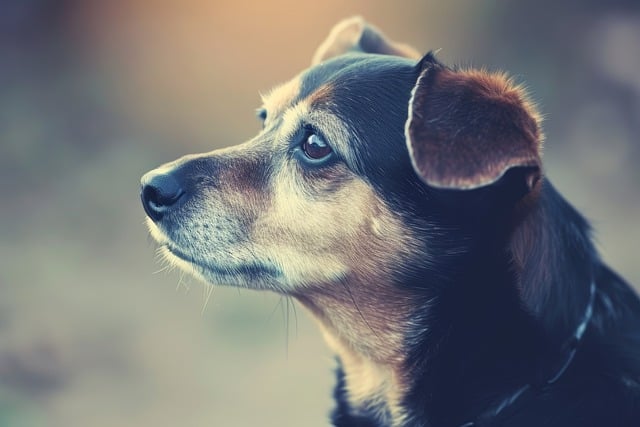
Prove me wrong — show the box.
[140,170,185,221]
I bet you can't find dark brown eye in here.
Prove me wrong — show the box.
[302,133,332,160]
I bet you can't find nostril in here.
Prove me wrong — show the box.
[140,171,185,221]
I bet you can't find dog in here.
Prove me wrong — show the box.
[140,16,640,427]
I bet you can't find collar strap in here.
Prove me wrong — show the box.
[459,281,597,427]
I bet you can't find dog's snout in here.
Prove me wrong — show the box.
[140,170,185,221]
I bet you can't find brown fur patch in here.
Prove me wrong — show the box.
[307,83,334,107]
[406,65,543,190]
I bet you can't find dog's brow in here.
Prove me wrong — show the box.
[263,76,357,169]
[261,77,302,116]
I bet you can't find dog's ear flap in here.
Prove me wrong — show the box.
[312,16,421,65]
[405,54,543,191]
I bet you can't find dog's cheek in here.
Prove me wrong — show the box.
[248,169,349,287]
[252,169,416,290]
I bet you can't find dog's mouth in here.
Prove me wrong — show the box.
[161,242,281,281]
[161,243,199,265]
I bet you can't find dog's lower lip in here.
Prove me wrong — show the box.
[163,244,280,278]
[163,244,193,263]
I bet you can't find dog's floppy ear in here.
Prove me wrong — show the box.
[312,16,421,65]
[405,54,543,191]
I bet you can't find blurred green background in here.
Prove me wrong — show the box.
[1,0,638,426]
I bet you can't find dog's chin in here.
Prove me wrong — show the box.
[157,243,284,292]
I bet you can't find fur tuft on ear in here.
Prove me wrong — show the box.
[405,55,543,191]
[312,16,421,65]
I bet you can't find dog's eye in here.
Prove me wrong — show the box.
[302,133,332,160]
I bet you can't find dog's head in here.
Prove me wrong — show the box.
[141,16,543,359]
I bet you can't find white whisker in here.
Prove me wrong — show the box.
[201,284,215,315]
[176,271,192,292]
[290,297,299,339]
[153,264,172,275]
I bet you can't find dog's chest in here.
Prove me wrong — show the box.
[321,325,407,426]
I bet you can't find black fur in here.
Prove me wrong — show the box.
[301,54,640,426]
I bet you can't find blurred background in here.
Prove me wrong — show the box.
[0,0,638,426]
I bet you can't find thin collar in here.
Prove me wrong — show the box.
[459,281,597,427]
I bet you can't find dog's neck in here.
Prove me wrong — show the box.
[298,180,600,426]
[295,281,416,424]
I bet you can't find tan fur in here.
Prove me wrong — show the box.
[317,322,407,425]
[260,76,302,122]
[259,80,427,422]
[277,177,424,424]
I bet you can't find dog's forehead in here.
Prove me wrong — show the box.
[262,55,366,111]
[300,53,416,101]
[262,54,416,115]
